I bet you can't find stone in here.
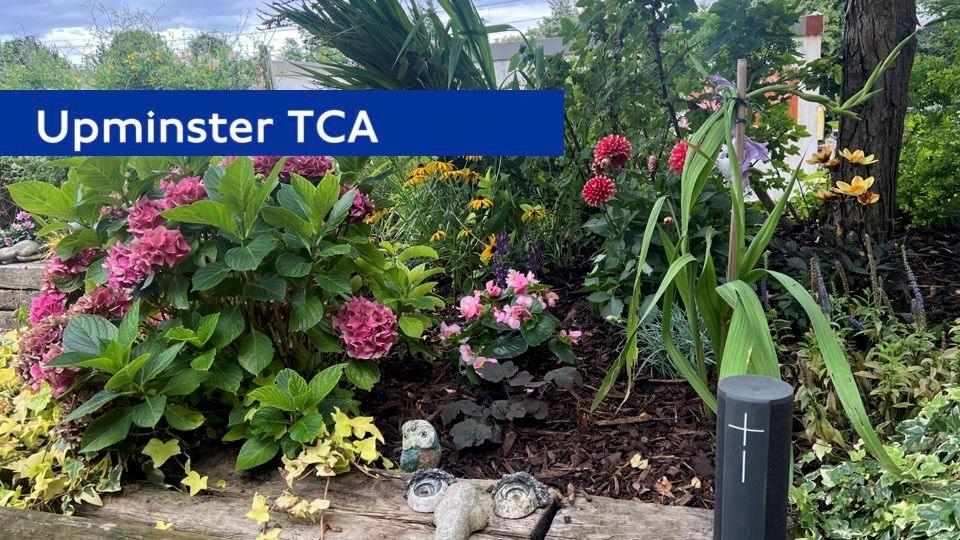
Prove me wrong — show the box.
[432,482,488,540]
[405,469,456,514]
[0,240,45,264]
[492,472,554,519]
[400,419,442,472]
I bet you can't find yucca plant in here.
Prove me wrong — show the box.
[271,0,501,90]
[593,34,917,475]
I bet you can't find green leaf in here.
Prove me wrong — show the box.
[398,315,425,338]
[132,395,167,428]
[63,316,118,356]
[289,412,325,443]
[197,314,220,346]
[117,301,141,350]
[75,157,127,192]
[242,274,287,302]
[104,353,152,391]
[486,334,528,359]
[192,262,231,291]
[521,316,556,347]
[275,252,312,278]
[225,235,277,271]
[209,361,243,393]
[161,369,211,396]
[307,364,345,407]
[324,189,356,233]
[211,305,245,349]
[164,404,205,431]
[238,331,274,375]
[316,244,354,260]
[80,408,133,452]
[247,386,296,411]
[56,227,100,260]
[190,349,217,371]
[397,245,438,262]
[235,438,280,470]
[64,390,121,422]
[6,181,75,220]
[135,343,185,385]
[142,438,180,468]
[314,270,352,295]
[161,200,238,236]
[290,297,324,332]
[345,360,380,391]
[262,207,312,239]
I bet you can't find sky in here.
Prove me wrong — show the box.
[0,0,553,63]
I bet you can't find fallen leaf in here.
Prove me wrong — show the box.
[257,528,282,540]
[247,492,270,525]
[155,520,172,530]
[181,470,208,496]
[629,453,649,470]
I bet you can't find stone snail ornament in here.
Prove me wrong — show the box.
[491,472,554,519]
[400,419,442,472]
[405,468,456,514]
[404,469,488,540]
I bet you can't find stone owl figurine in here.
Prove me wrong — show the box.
[400,420,442,472]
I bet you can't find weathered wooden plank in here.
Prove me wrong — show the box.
[79,455,557,539]
[545,495,713,539]
[0,505,209,539]
[0,288,36,310]
[0,262,45,290]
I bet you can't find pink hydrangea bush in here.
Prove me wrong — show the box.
[440,270,580,382]
[332,297,398,360]
[252,155,334,181]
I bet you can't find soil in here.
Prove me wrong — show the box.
[904,228,960,326]
[366,294,716,510]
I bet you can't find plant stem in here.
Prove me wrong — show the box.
[726,59,748,283]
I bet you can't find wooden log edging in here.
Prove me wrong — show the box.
[0,506,207,539]
[71,455,712,539]
[0,261,45,329]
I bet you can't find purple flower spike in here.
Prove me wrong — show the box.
[709,74,735,90]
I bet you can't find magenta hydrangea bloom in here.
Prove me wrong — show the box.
[18,314,74,397]
[252,155,334,181]
[135,227,191,269]
[28,292,66,324]
[69,286,133,319]
[127,197,166,235]
[160,176,207,209]
[104,241,150,289]
[332,297,398,360]
[339,184,375,222]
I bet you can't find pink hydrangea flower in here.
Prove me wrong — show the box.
[104,241,150,289]
[135,227,191,268]
[485,280,503,296]
[439,322,461,340]
[18,315,74,397]
[160,176,207,209]
[505,269,538,295]
[127,197,166,235]
[252,155,334,181]
[339,184,375,223]
[69,286,132,319]
[458,293,484,321]
[332,297,398,360]
[28,293,66,324]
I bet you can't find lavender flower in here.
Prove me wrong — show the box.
[491,231,511,286]
[848,316,865,331]
[524,231,543,274]
[709,74,735,90]
[717,127,770,189]
[901,245,926,331]
[809,258,830,315]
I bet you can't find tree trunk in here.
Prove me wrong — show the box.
[837,0,917,239]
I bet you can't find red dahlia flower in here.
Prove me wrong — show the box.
[592,134,632,172]
[582,175,616,206]
[668,140,689,173]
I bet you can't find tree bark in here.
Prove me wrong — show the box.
[837,0,917,239]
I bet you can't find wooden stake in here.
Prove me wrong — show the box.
[726,58,747,283]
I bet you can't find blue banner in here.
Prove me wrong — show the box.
[0,90,564,156]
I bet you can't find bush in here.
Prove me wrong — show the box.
[897,112,960,229]
[0,157,67,225]
[792,385,960,538]
[6,156,442,480]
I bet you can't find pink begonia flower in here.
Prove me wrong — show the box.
[485,280,503,296]
[135,227,192,268]
[439,322,461,340]
[459,343,474,365]
[3,238,12,247]
[69,286,133,319]
[160,176,207,209]
[472,356,497,370]
[28,293,66,324]
[127,197,166,235]
[458,293,484,321]
[560,329,583,346]
[494,305,531,330]
[505,269,539,295]
[544,291,559,308]
[339,184,375,223]
[515,295,534,309]
[332,297,397,360]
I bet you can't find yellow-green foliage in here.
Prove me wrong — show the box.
[0,331,121,513]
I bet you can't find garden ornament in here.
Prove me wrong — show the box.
[0,240,45,264]
[400,419,441,472]
[405,468,456,513]
[491,472,554,519]
[432,481,489,540]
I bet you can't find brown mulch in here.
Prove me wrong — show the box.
[905,228,960,326]
[366,296,715,509]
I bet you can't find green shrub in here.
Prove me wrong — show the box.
[897,112,960,229]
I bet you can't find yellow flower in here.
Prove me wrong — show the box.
[468,197,493,211]
[479,234,496,262]
[857,192,880,205]
[457,228,471,239]
[813,188,838,201]
[520,204,546,221]
[425,161,455,175]
[364,207,390,224]
[840,148,879,166]
[429,230,447,243]
[465,156,483,162]
[403,167,429,188]
[806,145,834,166]
[833,176,874,197]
